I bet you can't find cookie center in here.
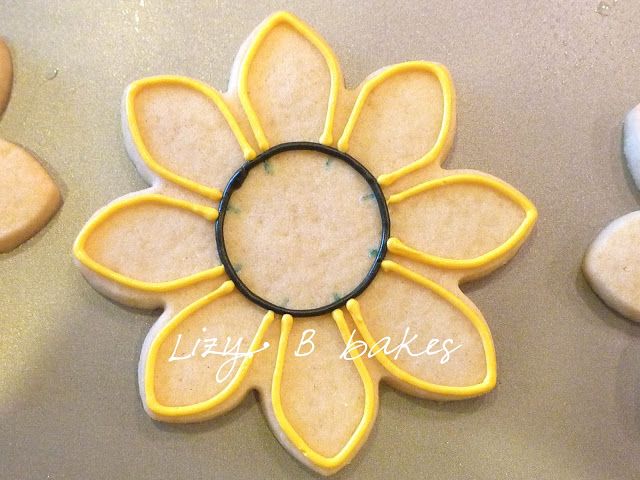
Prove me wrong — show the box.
[216,142,389,316]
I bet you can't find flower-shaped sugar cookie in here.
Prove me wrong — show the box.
[73,12,537,475]
[0,38,61,253]
[584,104,640,321]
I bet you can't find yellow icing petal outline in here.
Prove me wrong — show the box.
[337,61,454,187]
[73,193,224,292]
[144,280,276,417]
[126,76,257,201]
[238,11,341,150]
[348,260,496,398]
[387,173,538,270]
[271,312,376,471]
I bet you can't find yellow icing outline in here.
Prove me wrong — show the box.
[387,173,538,270]
[337,61,454,187]
[271,312,375,471]
[73,193,224,292]
[126,76,256,201]
[348,260,496,398]
[238,11,341,150]
[144,280,275,417]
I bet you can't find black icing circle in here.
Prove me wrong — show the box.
[215,141,390,317]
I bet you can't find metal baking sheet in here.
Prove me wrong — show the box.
[1,1,639,478]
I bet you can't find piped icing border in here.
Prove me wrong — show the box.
[238,11,341,150]
[270,312,376,470]
[338,61,454,187]
[143,280,275,417]
[348,260,497,397]
[126,76,256,201]
[387,173,538,270]
[216,141,390,317]
[73,193,224,292]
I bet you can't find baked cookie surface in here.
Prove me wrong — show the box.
[73,12,537,475]
[0,38,61,253]
[583,104,640,321]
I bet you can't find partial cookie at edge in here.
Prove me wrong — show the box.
[0,140,61,252]
[624,104,640,191]
[583,211,640,322]
[0,38,11,116]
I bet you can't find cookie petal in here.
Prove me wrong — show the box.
[624,103,640,190]
[73,193,223,292]
[347,260,496,399]
[338,61,454,187]
[387,173,537,272]
[141,281,275,421]
[583,211,640,322]
[0,140,61,253]
[124,76,256,201]
[0,39,12,116]
[237,11,341,149]
[268,313,376,474]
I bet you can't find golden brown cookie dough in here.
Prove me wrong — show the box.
[0,140,61,252]
[0,39,61,253]
[0,39,12,115]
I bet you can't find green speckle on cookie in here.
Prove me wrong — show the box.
[325,157,333,169]
[361,192,375,201]
[263,159,274,175]
[368,248,379,258]
[332,292,341,302]
[227,203,241,214]
[233,263,243,273]
[281,297,290,308]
